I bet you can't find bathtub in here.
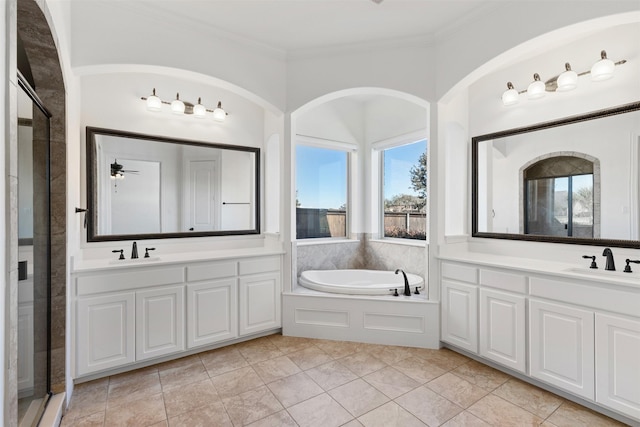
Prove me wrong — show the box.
[298,269,424,296]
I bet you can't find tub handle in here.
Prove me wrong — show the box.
[414,286,420,295]
[389,288,399,297]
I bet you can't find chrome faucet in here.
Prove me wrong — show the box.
[602,248,615,271]
[131,241,139,259]
[395,269,411,296]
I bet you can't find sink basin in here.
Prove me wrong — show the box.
[108,256,162,266]
[564,267,640,282]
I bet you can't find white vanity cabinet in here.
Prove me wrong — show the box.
[136,286,185,361]
[479,288,526,373]
[76,291,136,376]
[239,257,282,336]
[529,299,595,399]
[595,313,640,420]
[439,257,640,424]
[73,254,282,378]
[440,262,479,353]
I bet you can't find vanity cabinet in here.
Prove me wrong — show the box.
[186,279,237,349]
[136,286,185,361]
[529,299,595,399]
[441,279,478,353]
[73,254,282,378]
[479,288,526,373]
[439,258,640,424]
[595,313,640,419]
[76,291,136,376]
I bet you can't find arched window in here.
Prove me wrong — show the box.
[522,155,600,238]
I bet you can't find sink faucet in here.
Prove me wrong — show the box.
[395,269,411,296]
[602,248,615,271]
[131,241,139,259]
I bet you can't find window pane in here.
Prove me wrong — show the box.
[382,140,427,240]
[296,145,347,239]
[571,174,593,238]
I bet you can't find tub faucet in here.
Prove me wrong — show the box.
[602,248,615,271]
[131,241,138,259]
[395,269,411,296]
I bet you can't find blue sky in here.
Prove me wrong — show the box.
[296,141,427,209]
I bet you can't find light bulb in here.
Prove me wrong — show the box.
[501,82,519,106]
[110,175,116,180]
[193,97,206,118]
[146,88,162,112]
[591,50,615,82]
[171,93,185,115]
[527,73,546,100]
[212,101,226,122]
[556,63,578,92]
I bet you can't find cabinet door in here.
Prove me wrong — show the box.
[529,299,594,399]
[441,280,478,353]
[239,272,281,336]
[17,304,34,392]
[187,279,238,349]
[595,313,640,420]
[136,286,185,361]
[480,288,526,373]
[77,292,135,376]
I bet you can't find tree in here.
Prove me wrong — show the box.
[409,152,427,209]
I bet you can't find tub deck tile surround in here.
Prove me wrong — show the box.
[61,334,627,427]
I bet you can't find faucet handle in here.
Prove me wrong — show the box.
[582,255,598,269]
[624,259,640,273]
[144,247,156,258]
[112,249,125,260]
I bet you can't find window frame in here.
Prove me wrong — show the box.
[375,137,428,244]
[294,139,354,241]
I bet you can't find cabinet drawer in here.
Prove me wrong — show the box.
[187,261,237,282]
[239,256,280,276]
[530,277,640,317]
[441,262,478,284]
[77,267,184,296]
[480,269,527,293]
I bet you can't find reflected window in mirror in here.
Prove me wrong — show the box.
[523,155,597,238]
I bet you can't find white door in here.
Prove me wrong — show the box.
[187,160,218,231]
[529,299,594,399]
[441,280,478,353]
[239,272,281,336]
[479,288,526,373]
[76,292,135,376]
[136,286,185,361]
[595,313,640,420]
[186,279,238,349]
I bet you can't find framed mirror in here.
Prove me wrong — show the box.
[472,102,640,248]
[86,127,260,242]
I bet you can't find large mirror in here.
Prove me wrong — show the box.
[86,127,260,241]
[472,102,640,248]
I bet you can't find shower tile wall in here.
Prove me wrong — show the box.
[296,234,426,279]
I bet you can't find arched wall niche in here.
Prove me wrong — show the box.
[16,0,67,406]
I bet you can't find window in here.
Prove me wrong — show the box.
[296,145,348,239]
[524,156,595,238]
[381,140,427,240]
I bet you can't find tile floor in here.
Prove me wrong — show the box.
[61,335,627,426]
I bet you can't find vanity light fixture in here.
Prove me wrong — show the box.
[141,88,228,121]
[501,50,626,106]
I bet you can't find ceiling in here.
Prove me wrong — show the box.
[70,0,497,55]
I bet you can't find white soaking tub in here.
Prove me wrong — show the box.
[298,269,424,296]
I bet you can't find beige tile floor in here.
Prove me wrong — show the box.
[61,335,627,427]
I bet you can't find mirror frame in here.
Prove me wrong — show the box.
[472,101,640,249]
[86,127,261,242]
